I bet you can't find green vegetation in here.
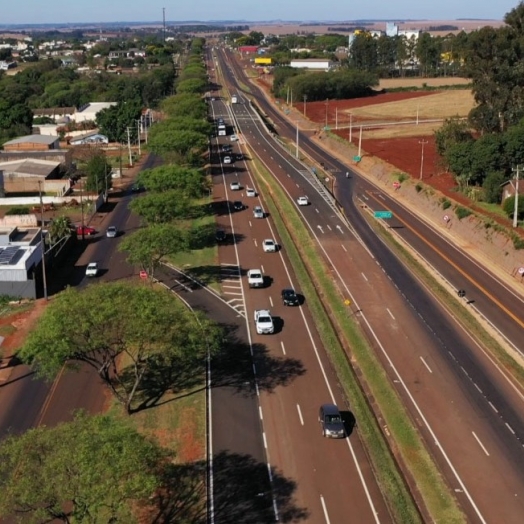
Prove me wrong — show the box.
[250,155,463,523]
[454,206,473,220]
[5,206,30,215]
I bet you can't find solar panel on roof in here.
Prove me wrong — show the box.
[0,246,21,265]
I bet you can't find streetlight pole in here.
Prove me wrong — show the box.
[38,181,48,300]
[349,113,353,143]
[325,99,329,129]
[295,121,299,159]
[419,139,428,180]
[512,164,521,228]
[335,107,338,130]
[303,95,307,117]
[358,125,363,158]
[137,120,141,156]
[127,127,133,167]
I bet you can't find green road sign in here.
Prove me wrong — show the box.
[353,155,361,162]
[374,210,393,219]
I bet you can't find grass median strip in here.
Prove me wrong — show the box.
[250,154,464,523]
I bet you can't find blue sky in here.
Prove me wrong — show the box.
[2,0,519,25]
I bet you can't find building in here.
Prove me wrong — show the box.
[501,180,518,203]
[238,46,259,54]
[0,226,43,299]
[0,61,17,70]
[33,107,75,122]
[0,159,68,196]
[289,59,333,71]
[0,150,73,169]
[72,102,117,123]
[69,132,109,145]
[3,135,60,152]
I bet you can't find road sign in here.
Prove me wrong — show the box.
[353,155,361,162]
[374,211,393,219]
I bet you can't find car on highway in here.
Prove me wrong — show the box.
[246,187,256,197]
[297,196,309,206]
[319,404,346,439]
[247,269,264,288]
[253,206,264,218]
[281,288,299,306]
[216,229,227,242]
[106,226,118,238]
[254,309,274,334]
[230,134,239,142]
[220,144,232,153]
[233,200,244,211]
[76,225,96,236]
[223,155,232,164]
[262,239,277,253]
[230,181,241,191]
[85,262,99,277]
[236,153,243,161]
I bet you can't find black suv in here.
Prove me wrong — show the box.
[233,201,244,211]
[215,229,227,242]
[281,288,299,306]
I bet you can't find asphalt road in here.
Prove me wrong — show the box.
[214,46,524,523]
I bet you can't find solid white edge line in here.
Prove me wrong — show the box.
[472,431,490,456]
[320,495,332,524]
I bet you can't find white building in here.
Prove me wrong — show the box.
[72,102,117,123]
[289,59,333,71]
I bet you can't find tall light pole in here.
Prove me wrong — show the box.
[358,125,363,158]
[419,139,428,180]
[38,181,48,300]
[303,94,307,117]
[325,98,329,129]
[335,107,338,130]
[295,121,299,159]
[349,113,353,143]
[512,164,521,228]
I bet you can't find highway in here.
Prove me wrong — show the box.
[213,46,524,522]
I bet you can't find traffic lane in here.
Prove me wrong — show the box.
[231,201,390,521]
[361,186,524,351]
[323,232,524,521]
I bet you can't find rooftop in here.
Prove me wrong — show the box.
[0,159,61,177]
[3,134,59,146]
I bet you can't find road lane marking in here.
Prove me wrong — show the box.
[296,183,300,188]
[472,431,490,456]
[341,244,347,252]
[36,365,67,427]
[261,265,265,273]
[296,404,304,425]
[489,401,498,413]
[249,221,252,227]
[361,272,368,282]
[269,296,273,307]
[386,308,395,320]
[315,208,319,213]
[506,422,516,435]
[254,239,258,247]
[259,406,263,420]
[263,432,268,449]
[326,225,332,231]
[281,341,286,355]
[474,383,483,394]
[320,495,332,524]
[420,356,433,373]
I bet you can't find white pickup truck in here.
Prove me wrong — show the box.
[247,269,264,288]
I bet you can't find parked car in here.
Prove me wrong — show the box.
[253,206,264,218]
[221,144,232,153]
[246,188,256,197]
[223,155,232,164]
[297,196,309,206]
[230,181,241,191]
[106,226,118,238]
[85,262,99,277]
[281,288,299,306]
[262,239,277,253]
[230,134,239,142]
[254,309,274,334]
[216,229,227,242]
[319,404,346,439]
[233,201,244,211]
[76,225,96,236]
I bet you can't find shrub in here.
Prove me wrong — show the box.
[397,173,408,183]
[415,183,423,193]
[502,195,524,220]
[455,206,473,220]
[441,198,452,210]
[513,236,524,250]
[6,206,31,215]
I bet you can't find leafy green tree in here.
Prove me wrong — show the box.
[160,93,207,119]
[482,171,508,203]
[444,141,475,188]
[137,165,208,197]
[349,33,378,71]
[0,412,162,523]
[434,117,473,157]
[96,99,142,142]
[147,126,208,164]
[129,190,193,224]
[19,282,221,413]
[503,194,524,219]
[85,152,112,193]
[176,78,208,94]
[48,216,72,243]
[119,223,189,276]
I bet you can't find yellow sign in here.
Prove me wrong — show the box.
[255,57,272,65]
[344,299,351,306]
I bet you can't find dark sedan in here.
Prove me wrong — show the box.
[281,288,299,306]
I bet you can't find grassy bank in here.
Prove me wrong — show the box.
[250,154,464,523]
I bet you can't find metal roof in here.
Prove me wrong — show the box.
[3,134,59,146]
[0,158,60,177]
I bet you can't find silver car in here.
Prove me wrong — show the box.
[106,226,117,238]
[253,206,264,218]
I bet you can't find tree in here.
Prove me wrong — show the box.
[0,412,162,523]
[85,152,111,193]
[129,190,193,224]
[96,99,142,142]
[503,194,524,220]
[119,223,189,276]
[48,216,72,243]
[19,282,222,413]
[137,165,208,197]
[482,171,508,203]
[147,126,208,164]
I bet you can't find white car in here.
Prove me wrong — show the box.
[246,187,256,197]
[254,309,274,334]
[297,196,309,206]
[262,239,277,253]
[223,155,232,164]
[230,181,241,191]
[85,262,99,277]
[247,269,264,288]
[230,134,239,142]
[106,226,118,238]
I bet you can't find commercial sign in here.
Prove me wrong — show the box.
[254,57,272,65]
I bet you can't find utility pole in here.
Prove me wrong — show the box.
[290,88,293,108]
[419,139,428,180]
[137,120,141,156]
[358,125,363,158]
[127,127,133,167]
[349,113,353,143]
[325,99,329,129]
[335,107,338,130]
[295,121,299,159]
[38,182,48,300]
[162,7,166,43]
[512,164,521,228]
[303,95,307,117]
